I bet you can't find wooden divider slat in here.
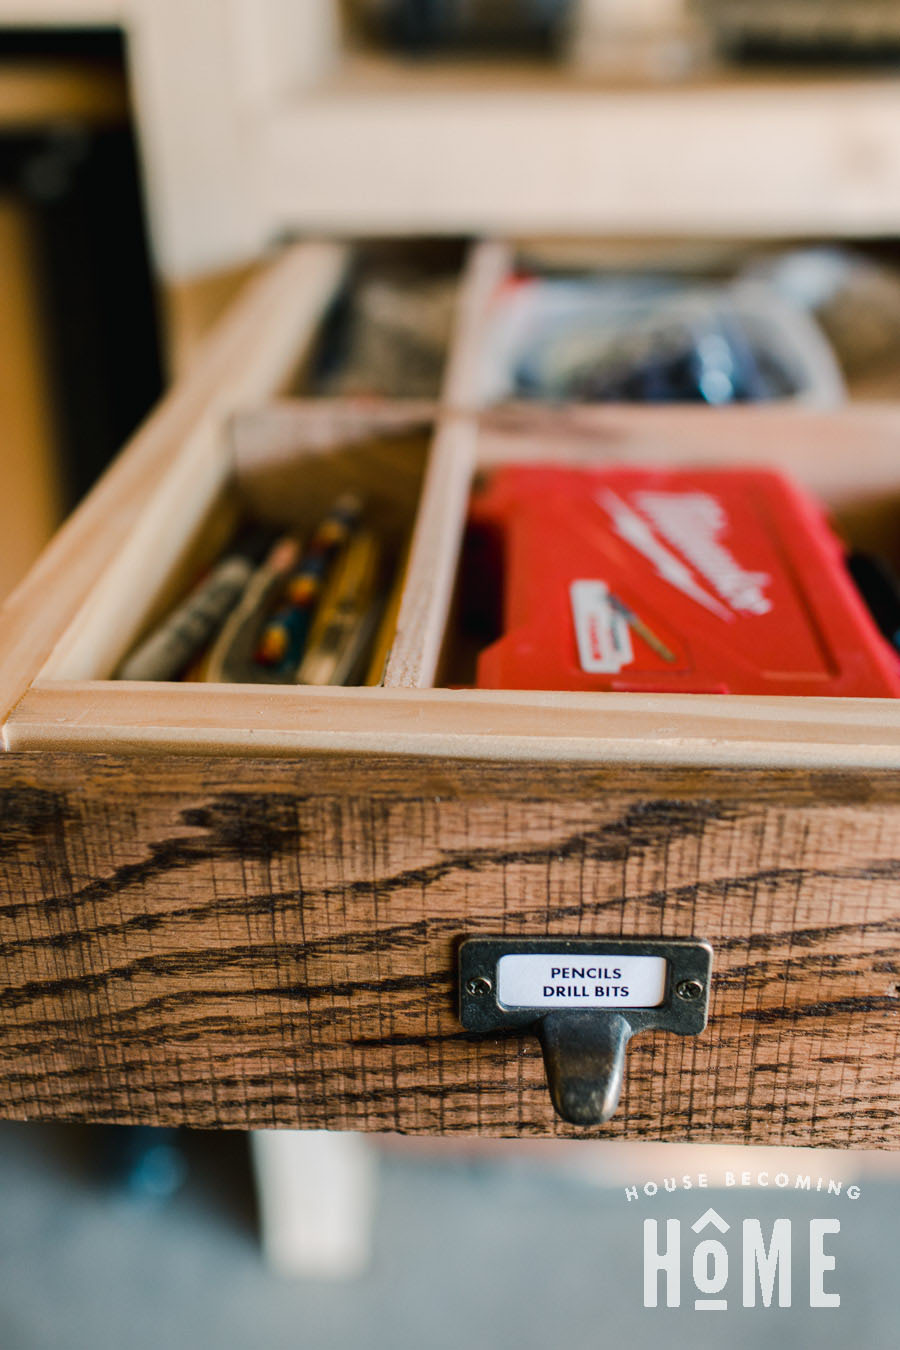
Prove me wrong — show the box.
[384,239,510,687]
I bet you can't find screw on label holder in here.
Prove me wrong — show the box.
[465,976,493,999]
[458,936,713,1127]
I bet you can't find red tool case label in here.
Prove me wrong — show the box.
[470,465,900,697]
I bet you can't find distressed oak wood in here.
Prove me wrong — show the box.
[2,752,899,1146]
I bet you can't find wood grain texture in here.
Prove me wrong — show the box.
[2,751,900,1146]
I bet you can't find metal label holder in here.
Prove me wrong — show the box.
[458,936,713,1126]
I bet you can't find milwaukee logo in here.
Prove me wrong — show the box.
[600,489,772,619]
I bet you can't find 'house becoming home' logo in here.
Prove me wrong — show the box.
[644,1206,839,1310]
[626,1169,859,1311]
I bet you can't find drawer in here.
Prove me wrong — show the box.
[2,237,900,1145]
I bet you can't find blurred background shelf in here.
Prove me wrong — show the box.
[5,1,900,280]
[264,62,900,238]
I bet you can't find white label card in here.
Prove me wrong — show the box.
[497,953,668,1009]
[570,580,633,674]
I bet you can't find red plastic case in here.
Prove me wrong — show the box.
[471,465,900,697]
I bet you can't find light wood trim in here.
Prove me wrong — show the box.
[437,239,511,410]
[477,401,900,509]
[381,416,478,689]
[478,400,900,481]
[36,430,237,683]
[163,259,262,379]
[383,241,509,688]
[13,681,900,769]
[0,242,348,735]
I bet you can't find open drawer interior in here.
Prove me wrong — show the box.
[7,234,900,766]
[38,405,435,688]
[436,403,900,690]
[18,233,503,696]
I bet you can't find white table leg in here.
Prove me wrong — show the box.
[250,1130,376,1278]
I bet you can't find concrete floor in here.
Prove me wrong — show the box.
[1,1122,898,1349]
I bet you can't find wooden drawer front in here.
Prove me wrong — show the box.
[2,753,898,1146]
